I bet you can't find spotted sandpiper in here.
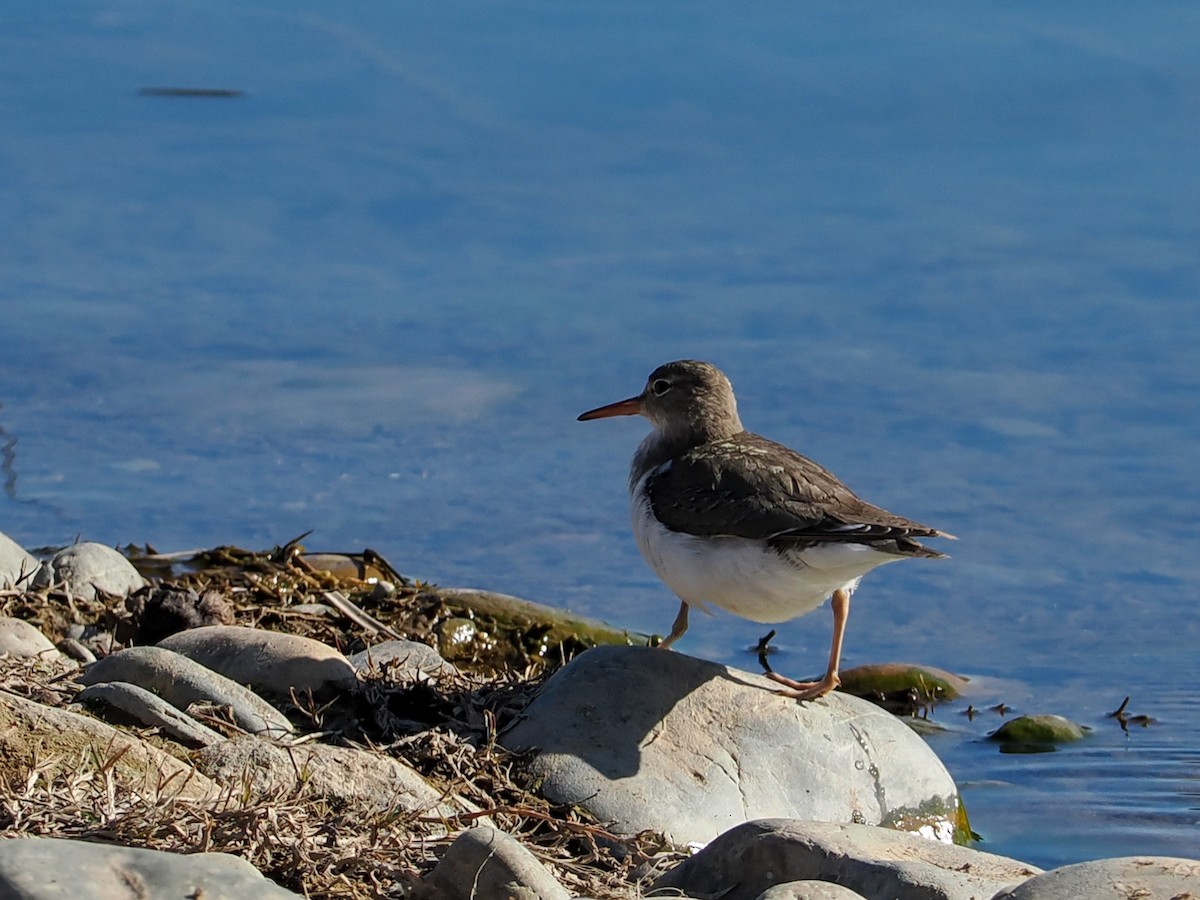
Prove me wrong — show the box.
[578,359,953,700]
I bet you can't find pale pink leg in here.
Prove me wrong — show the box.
[767,587,849,700]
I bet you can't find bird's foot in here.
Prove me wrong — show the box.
[767,670,840,701]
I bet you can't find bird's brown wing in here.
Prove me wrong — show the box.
[644,433,948,549]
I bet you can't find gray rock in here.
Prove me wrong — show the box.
[653,819,1040,900]
[157,625,358,697]
[349,639,458,678]
[0,531,38,590]
[195,735,453,817]
[74,681,225,747]
[0,617,59,659]
[758,882,869,900]
[57,637,96,663]
[502,645,961,846]
[422,826,570,900]
[992,856,1200,899]
[0,692,216,802]
[0,836,301,899]
[30,542,146,601]
[79,645,294,737]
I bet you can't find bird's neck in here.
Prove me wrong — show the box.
[628,415,743,493]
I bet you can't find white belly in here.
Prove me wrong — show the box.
[630,491,900,624]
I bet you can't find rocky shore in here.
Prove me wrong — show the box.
[0,531,1197,899]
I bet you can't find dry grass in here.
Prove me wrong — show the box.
[0,543,682,898]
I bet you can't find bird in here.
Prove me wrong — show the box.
[577,359,953,700]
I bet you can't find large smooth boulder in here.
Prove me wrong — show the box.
[652,819,1041,900]
[0,837,301,899]
[157,625,358,696]
[502,646,961,846]
[992,856,1200,899]
[30,542,146,601]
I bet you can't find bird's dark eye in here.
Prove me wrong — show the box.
[650,378,671,396]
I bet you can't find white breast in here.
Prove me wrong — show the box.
[629,472,900,624]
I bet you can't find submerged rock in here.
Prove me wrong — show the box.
[652,819,1040,900]
[988,714,1090,752]
[30,542,146,601]
[502,645,963,846]
[0,837,301,899]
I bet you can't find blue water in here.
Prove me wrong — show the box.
[2,1,1198,869]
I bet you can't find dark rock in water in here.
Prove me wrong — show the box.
[503,645,963,847]
[988,714,1090,752]
[838,662,968,713]
[421,826,570,900]
[0,836,301,899]
[651,819,1040,900]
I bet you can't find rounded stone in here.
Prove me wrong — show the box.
[424,827,570,900]
[349,639,457,678]
[0,617,59,659]
[653,819,1041,900]
[195,736,453,817]
[992,856,1200,899]
[0,531,38,590]
[757,881,869,900]
[157,625,358,697]
[0,837,301,898]
[502,645,962,846]
[30,542,146,601]
[79,645,293,737]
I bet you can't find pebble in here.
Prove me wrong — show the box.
[756,881,869,900]
[157,625,359,696]
[74,681,225,747]
[0,836,301,899]
[503,645,962,846]
[30,542,146,601]
[348,639,458,678]
[0,617,59,660]
[0,530,38,590]
[79,645,294,737]
[421,826,570,900]
[652,819,1042,900]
